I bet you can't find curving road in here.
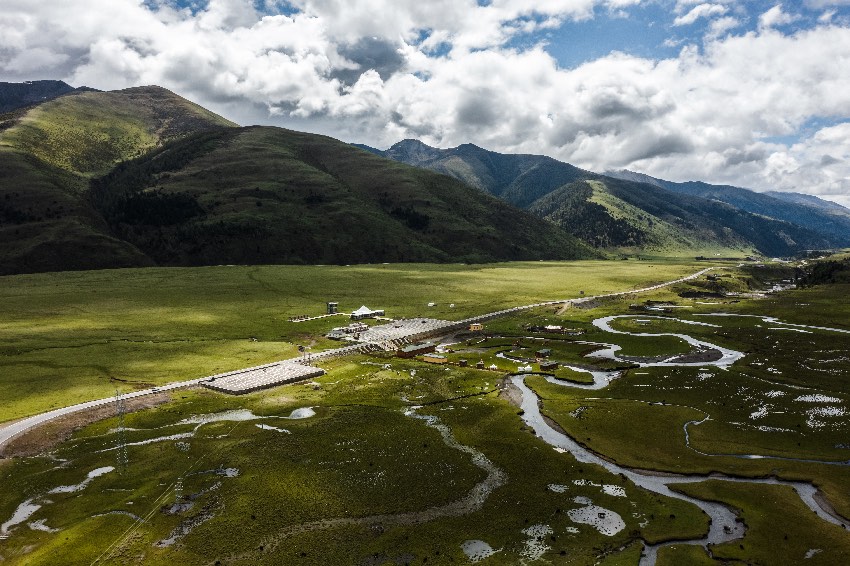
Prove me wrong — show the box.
[0,267,716,451]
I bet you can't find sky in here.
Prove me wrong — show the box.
[2,1,850,206]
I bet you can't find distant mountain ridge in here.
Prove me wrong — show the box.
[764,190,849,213]
[360,139,591,207]
[605,169,850,244]
[0,80,81,113]
[368,139,846,255]
[0,83,593,275]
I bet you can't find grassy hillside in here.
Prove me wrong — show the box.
[529,178,830,256]
[0,86,241,275]
[377,139,589,207]
[0,86,236,177]
[530,180,678,250]
[88,126,594,265]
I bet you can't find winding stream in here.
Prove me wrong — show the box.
[591,315,744,368]
[509,313,848,564]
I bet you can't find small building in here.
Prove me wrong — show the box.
[326,330,348,340]
[458,359,468,367]
[422,353,448,364]
[397,342,436,358]
[327,302,339,314]
[536,349,552,358]
[540,360,559,371]
[476,360,485,369]
[469,322,484,332]
[351,305,385,320]
[488,364,499,370]
[544,325,563,333]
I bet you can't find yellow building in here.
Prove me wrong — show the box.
[422,353,448,364]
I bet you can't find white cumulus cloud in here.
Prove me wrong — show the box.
[673,3,729,26]
[0,0,849,206]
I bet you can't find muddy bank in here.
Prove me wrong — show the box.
[0,392,174,458]
[498,377,523,408]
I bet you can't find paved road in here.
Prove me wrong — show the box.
[0,267,714,450]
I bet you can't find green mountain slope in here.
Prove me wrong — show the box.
[0,146,153,274]
[89,126,595,266]
[530,178,827,256]
[372,139,834,256]
[0,83,594,274]
[765,191,850,213]
[0,86,237,177]
[0,85,241,275]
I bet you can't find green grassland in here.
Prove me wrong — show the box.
[0,259,708,423]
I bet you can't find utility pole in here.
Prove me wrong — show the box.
[115,390,128,473]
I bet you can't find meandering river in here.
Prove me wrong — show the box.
[509,313,848,564]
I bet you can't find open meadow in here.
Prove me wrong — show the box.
[0,259,707,422]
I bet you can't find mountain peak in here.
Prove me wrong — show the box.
[386,138,442,164]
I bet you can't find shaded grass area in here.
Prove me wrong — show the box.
[0,259,707,422]
[87,125,594,267]
[655,544,720,566]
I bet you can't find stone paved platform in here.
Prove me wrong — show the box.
[203,361,325,395]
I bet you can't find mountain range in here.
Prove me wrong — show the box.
[361,140,850,256]
[0,83,591,275]
[1,80,848,276]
